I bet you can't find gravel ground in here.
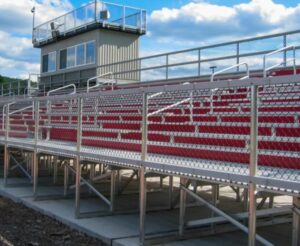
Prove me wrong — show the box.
[0,196,103,246]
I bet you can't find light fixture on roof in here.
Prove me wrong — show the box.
[50,21,64,38]
[100,9,110,20]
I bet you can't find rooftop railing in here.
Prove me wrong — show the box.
[32,1,146,45]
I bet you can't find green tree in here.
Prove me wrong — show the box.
[0,74,4,84]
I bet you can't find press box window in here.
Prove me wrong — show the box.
[76,44,85,66]
[60,49,67,69]
[42,51,56,73]
[67,46,76,68]
[59,41,96,70]
[86,41,95,64]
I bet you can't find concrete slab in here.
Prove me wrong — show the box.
[0,176,294,246]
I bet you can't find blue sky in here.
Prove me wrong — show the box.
[0,0,300,78]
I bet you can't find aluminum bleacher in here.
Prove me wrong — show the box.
[0,46,300,245]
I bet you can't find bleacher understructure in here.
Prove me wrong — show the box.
[1,45,300,246]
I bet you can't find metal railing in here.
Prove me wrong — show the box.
[32,1,146,45]
[2,102,15,130]
[38,29,300,88]
[1,72,300,246]
[86,72,116,92]
[210,63,249,82]
[47,84,76,96]
[263,46,296,78]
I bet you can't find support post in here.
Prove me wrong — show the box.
[64,161,69,196]
[139,166,146,246]
[33,100,39,197]
[75,97,83,218]
[53,156,58,184]
[4,103,10,186]
[179,177,187,237]
[3,146,9,186]
[292,196,300,246]
[75,157,81,218]
[110,169,116,212]
[139,92,148,246]
[168,176,173,209]
[249,84,258,246]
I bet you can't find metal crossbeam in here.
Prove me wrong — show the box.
[10,153,32,182]
[181,186,273,246]
[66,164,111,207]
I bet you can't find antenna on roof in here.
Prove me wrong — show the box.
[31,2,36,43]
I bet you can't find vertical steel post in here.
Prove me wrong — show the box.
[122,6,126,30]
[33,100,39,197]
[75,97,83,218]
[168,176,173,209]
[166,55,169,80]
[283,34,287,66]
[139,9,143,32]
[237,42,240,71]
[110,169,116,212]
[248,84,258,246]
[3,103,9,186]
[3,146,8,186]
[293,46,296,75]
[139,92,148,246]
[198,49,201,76]
[94,0,97,21]
[292,197,300,246]
[64,161,69,197]
[53,156,58,184]
[17,81,20,96]
[179,177,187,237]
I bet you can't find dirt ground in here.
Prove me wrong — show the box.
[0,196,103,246]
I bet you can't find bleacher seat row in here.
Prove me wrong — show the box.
[1,77,299,176]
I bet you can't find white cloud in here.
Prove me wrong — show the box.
[0,0,73,78]
[0,31,32,57]
[0,0,73,34]
[0,56,40,78]
[148,0,300,45]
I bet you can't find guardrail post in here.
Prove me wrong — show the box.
[166,55,169,80]
[122,6,126,30]
[94,0,97,22]
[198,49,201,76]
[9,83,11,96]
[237,42,240,71]
[283,34,287,66]
[17,81,20,96]
[139,92,148,246]
[75,97,83,218]
[139,9,143,32]
[248,84,258,246]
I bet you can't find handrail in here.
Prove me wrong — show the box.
[1,92,15,97]
[9,104,34,116]
[87,72,116,92]
[148,97,191,117]
[2,102,16,130]
[263,46,296,78]
[47,84,76,96]
[210,63,249,82]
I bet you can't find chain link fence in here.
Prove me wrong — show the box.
[1,79,299,193]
